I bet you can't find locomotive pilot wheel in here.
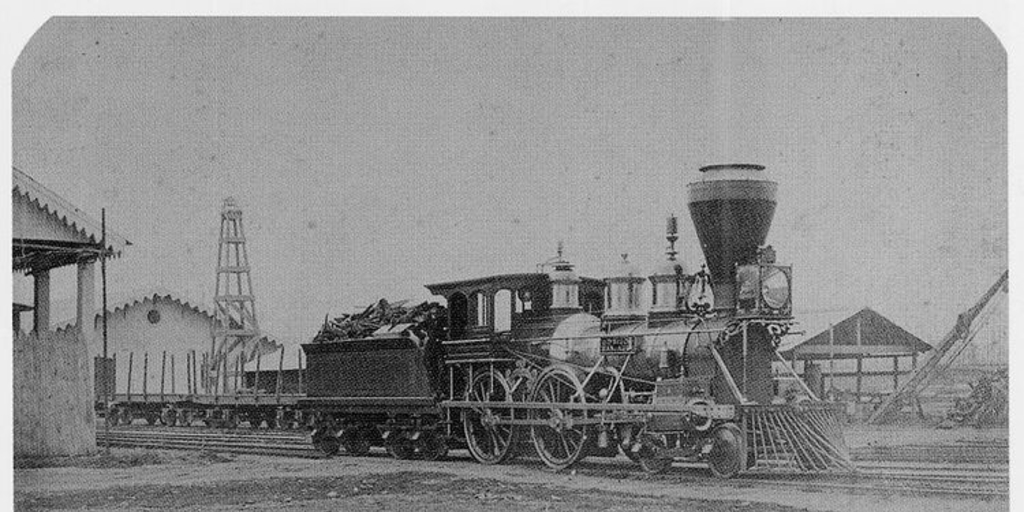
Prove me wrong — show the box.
[708,422,747,479]
[529,366,589,471]
[463,369,518,465]
[635,433,673,474]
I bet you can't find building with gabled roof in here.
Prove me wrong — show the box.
[12,166,129,457]
[778,307,931,401]
[54,289,283,399]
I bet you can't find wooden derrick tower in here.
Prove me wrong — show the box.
[211,197,262,391]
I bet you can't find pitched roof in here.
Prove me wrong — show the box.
[104,288,216,319]
[54,288,215,331]
[12,166,131,252]
[779,307,932,360]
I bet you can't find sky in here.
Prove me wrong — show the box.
[11,17,1008,349]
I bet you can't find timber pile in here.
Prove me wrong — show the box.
[939,369,1008,428]
[313,299,447,343]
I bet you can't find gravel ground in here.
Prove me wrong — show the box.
[13,445,1009,512]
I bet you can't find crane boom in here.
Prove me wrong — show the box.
[868,270,1008,424]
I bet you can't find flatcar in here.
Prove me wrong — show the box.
[300,164,853,477]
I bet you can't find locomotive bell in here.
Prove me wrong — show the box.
[687,164,777,310]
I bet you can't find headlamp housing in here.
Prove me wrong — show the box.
[735,264,792,317]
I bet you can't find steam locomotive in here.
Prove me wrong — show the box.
[300,164,853,477]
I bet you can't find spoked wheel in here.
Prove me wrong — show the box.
[178,409,194,427]
[635,432,673,474]
[708,422,747,479]
[463,369,518,465]
[104,408,120,428]
[342,427,372,456]
[273,410,289,430]
[418,431,449,461]
[118,408,133,426]
[618,424,642,463]
[312,421,341,457]
[529,366,589,471]
[160,408,178,427]
[313,435,340,457]
[386,437,415,460]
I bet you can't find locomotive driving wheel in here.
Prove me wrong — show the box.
[529,366,589,470]
[708,422,747,479]
[463,369,518,465]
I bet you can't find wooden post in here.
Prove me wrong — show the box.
[855,356,863,402]
[297,347,303,394]
[241,350,247,390]
[828,324,835,397]
[143,352,149,401]
[193,351,199,395]
[276,345,284,399]
[171,354,176,395]
[741,322,748,396]
[893,356,900,392]
[127,352,134,402]
[186,352,192,395]
[255,350,262,400]
[160,351,167,402]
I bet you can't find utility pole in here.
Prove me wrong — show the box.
[101,208,110,453]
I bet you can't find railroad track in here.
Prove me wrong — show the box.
[96,429,318,459]
[96,428,1008,498]
[850,443,1008,464]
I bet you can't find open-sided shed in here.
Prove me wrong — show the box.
[779,307,932,400]
[12,166,129,457]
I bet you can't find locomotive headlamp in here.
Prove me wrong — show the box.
[761,266,791,310]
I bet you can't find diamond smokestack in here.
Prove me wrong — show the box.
[686,164,777,305]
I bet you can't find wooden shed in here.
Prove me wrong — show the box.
[779,307,932,401]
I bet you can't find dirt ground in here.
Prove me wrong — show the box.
[13,439,1009,512]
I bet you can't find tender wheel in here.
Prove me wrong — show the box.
[529,366,589,470]
[418,431,448,461]
[342,428,372,456]
[386,436,414,460]
[463,369,518,465]
[104,408,119,428]
[178,409,194,427]
[223,412,239,429]
[635,432,673,474]
[313,435,341,456]
[118,408,133,426]
[273,410,289,430]
[708,422,747,479]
